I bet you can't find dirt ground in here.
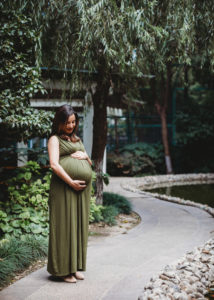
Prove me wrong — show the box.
[89,212,141,241]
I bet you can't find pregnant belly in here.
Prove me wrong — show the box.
[59,156,92,184]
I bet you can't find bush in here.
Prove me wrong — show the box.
[107,142,165,176]
[90,193,132,226]
[0,234,48,288]
[100,205,119,226]
[103,192,132,214]
[0,161,50,239]
[89,197,103,223]
[0,161,116,239]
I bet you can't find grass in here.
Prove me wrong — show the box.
[103,192,132,214]
[0,235,48,289]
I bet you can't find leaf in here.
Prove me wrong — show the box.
[19,211,30,219]
[29,216,40,224]
[24,172,32,181]
[0,224,13,233]
[11,220,21,228]
[30,224,43,234]
[36,194,42,202]
[12,204,23,213]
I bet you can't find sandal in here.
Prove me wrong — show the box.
[74,272,85,280]
[63,275,77,283]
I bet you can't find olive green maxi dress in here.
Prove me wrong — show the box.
[47,136,92,276]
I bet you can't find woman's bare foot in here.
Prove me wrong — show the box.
[74,271,85,280]
[63,275,77,283]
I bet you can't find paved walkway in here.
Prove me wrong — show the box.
[0,177,213,300]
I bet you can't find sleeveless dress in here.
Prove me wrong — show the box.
[47,136,92,276]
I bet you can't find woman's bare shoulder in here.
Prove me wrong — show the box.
[48,135,59,145]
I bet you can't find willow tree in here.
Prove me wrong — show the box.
[141,0,214,174]
[3,0,214,201]
[36,0,166,204]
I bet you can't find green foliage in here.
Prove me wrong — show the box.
[0,235,48,287]
[100,206,119,226]
[28,147,49,166]
[0,3,53,141]
[102,172,110,185]
[172,86,214,173]
[107,143,165,176]
[0,161,50,239]
[176,86,214,145]
[90,192,131,225]
[91,170,97,197]
[91,170,110,200]
[0,161,114,239]
[103,192,132,214]
[89,196,103,223]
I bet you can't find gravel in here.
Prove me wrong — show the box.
[138,238,214,300]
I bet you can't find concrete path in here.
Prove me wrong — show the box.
[0,177,213,300]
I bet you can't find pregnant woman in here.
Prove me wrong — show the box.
[47,104,92,283]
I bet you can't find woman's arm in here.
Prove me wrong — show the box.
[85,152,92,166]
[48,136,86,191]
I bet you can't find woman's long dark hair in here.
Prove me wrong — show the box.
[51,104,80,142]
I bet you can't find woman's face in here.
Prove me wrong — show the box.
[62,114,76,134]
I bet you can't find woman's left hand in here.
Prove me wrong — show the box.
[71,151,88,160]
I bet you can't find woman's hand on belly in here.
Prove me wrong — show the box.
[70,179,86,191]
[71,151,87,160]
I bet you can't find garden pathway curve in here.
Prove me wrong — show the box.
[0,177,213,300]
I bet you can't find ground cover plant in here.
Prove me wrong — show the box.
[0,161,132,240]
[0,161,50,239]
[0,234,48,288]
[103,192,132,215]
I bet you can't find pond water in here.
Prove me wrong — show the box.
[146,183,214,208]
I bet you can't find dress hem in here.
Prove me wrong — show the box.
[47,268,86,277]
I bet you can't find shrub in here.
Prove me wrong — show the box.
[0,161,114,239]
[0,161,50,239]
[107,142,164,176]
[100,205,119,226]
[89,197,103,223]
[103,192,132,214]
[90,193,132,226]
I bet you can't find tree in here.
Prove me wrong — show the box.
[38,0,166,204]
[140,0,214,173]
[2,0,214,201]
[0,2,53,142]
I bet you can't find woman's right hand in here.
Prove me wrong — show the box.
[70,180,86,191]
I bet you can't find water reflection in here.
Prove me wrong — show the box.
[146,184,214,208]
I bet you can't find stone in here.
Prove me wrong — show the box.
[186,275,198,284]
[153,287,165,295]
[162,271,176,278]
[177,262,190,270]
[197,286,207,294]
[144,282,154,290]
[159,274,170,281]
[173,291,188,300]
[200,254,211,263]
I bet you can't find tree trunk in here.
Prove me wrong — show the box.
[91,86,108,205]
[93,157,104,205]
[184,64,189,100]
[159,108,173,174]
[114,117,119,154]
[155,64,173,174]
